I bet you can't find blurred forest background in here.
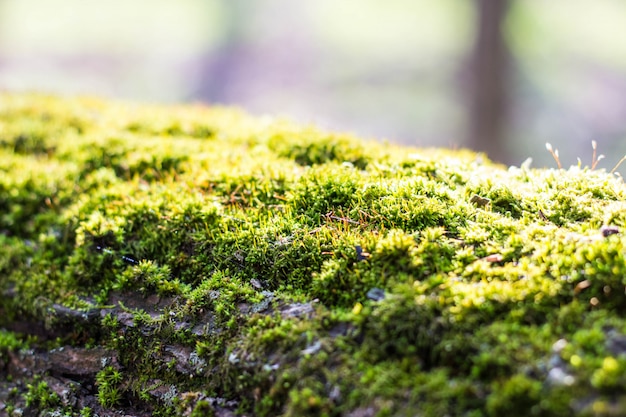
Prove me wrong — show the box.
[1,0,626,169]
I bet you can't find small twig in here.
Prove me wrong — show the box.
[591,140,597,169]
[328,215,360,225]
[324,211,360,225]
[610,155,626,174]
[545,143,562,169]
[595,155,605,169]
[590,140,605,170]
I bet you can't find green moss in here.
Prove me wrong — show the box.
[96,366,124,407]
[24,379,61,409]
[0,330,28,362]
[2,93,626,415]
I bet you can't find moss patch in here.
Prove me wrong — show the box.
[2,93,626,416]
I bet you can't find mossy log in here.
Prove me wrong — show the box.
[2,93,626,416]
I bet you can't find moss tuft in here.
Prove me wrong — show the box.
[2,93,626,415]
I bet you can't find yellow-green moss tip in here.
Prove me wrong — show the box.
[2,93,626,416]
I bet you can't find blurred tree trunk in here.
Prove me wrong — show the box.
[197,0,249,103]
[467,0,511,164]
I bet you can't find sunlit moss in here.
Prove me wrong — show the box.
[2,93,626,415]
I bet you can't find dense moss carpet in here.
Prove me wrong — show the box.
[1,94,626,416]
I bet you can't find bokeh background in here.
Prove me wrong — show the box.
[1,0,626,169]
